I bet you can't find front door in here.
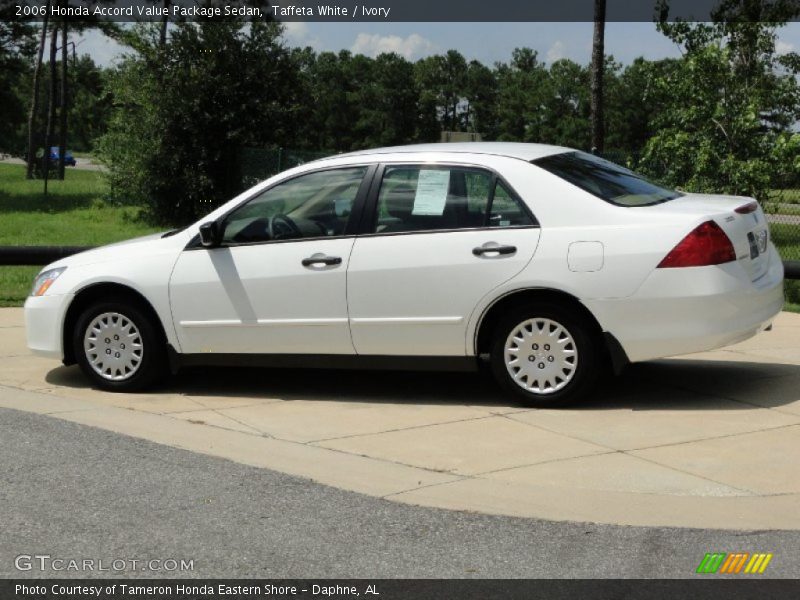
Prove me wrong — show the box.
[170,166,370,355]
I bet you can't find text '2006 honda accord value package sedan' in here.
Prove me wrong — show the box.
[25,143,784,406]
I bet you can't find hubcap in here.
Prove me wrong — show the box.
[83,312,143,381]
[504,317,578,395]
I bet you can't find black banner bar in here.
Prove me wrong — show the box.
[6,0,800,23]
[3,580,800,600]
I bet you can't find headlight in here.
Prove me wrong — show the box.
[30,267,66,297]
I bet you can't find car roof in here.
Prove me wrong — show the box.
[315,142,574,163]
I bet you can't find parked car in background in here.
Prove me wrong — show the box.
[49,147,77,167]
[24,143,784,406]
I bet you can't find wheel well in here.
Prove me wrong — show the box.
[62,283,167,366]
[475,288,605,357]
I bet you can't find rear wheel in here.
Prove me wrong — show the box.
[73,298,167,392]
[490,303,600,407]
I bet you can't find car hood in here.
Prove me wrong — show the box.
[47,232,179,270]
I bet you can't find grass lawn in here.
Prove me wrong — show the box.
[0,163,161,306]
[770,189,800,204]
[764,202,800,216]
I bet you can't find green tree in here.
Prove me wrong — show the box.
[98,21,299,225]
[494,48,549,142]
[413,55,445,140]
[67,56,112,151]
[414,50,469,134]
[0,17,36,157]
[299,50,366,151]
[540,59,590,148]
[642,4,800,198]
[464,60,498,138]
[604,57,679,157]
[355,53,419,148]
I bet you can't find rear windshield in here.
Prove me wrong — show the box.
[532,151,682,207]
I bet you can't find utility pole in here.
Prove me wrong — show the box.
[590,0,606,154]
[26,1,50,179]
[160,0,171,47]
[58,14,67,180]
[43,22,57,196]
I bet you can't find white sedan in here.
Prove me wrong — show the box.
[24,143,784,406]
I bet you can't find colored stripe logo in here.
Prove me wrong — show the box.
[697,553,773,574]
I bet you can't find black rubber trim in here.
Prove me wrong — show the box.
[603,331,630,375]
[171,353,478,373]
[166,344,182,375]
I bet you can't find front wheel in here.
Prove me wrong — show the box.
[490,304,600,407]
[73,298,167,392]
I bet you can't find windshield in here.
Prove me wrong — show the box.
[532,151,682,207]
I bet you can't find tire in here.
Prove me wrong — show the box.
[73,297,168,392]
[489,303,600,407]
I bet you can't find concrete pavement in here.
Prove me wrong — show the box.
[1,307,799,530]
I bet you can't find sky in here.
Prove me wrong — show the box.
[76,21,800,68]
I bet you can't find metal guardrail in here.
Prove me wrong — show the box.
[0,246,799,279]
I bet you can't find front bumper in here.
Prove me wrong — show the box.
[586,247,784,363]
[24,293,73,360]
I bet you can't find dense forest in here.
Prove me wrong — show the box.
[2,10,800,224]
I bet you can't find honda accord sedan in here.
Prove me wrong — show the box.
[24,143,784,405]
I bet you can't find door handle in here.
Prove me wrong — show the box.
[302,254,342,267]
[473,244,517,257]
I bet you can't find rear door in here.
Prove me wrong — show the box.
[346,164,541,356]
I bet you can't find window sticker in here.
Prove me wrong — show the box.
[412,169,450,215]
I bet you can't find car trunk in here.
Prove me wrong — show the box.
[648,193,771,282]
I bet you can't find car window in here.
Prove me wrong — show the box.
[532,151,682,207]
[489,181,534,227]
[373,166,533,234]
[221,167,367,244]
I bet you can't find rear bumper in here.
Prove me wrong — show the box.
[24,293,72,360]
[586,248,784,363]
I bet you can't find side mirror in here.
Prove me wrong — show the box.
[199,221,220,248]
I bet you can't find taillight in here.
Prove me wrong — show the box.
[657,220,736,268]
[735,201,758,214]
